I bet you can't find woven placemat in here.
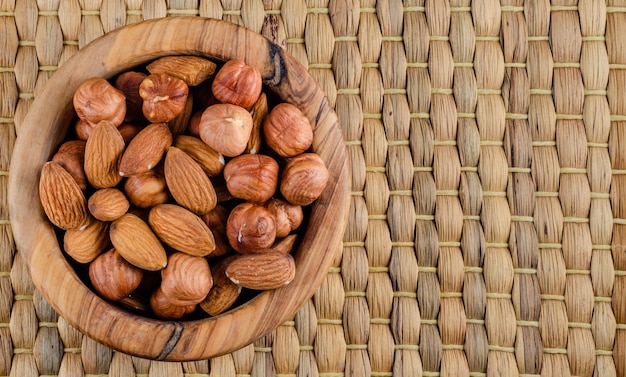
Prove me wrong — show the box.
[2,0,625,376]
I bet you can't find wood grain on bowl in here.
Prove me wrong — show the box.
[8,17,350,361]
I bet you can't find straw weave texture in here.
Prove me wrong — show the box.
[1,0,625,376]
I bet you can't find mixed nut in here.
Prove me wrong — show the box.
[38,55,329,320]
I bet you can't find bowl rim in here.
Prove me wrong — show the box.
[8,17,350,361]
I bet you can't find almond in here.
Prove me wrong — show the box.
[160,252,213,306]
[148,204,216,257]
[51,140,87,190]
[146,56,217,86]
[39,161,89,230]
[200,256,241,316]
[247,92,267,154]
[119,122,172,177]
[84,120,125,188]
[226,251,296,290]
[271,234,298,254]
[174,135,224,176]
[110,213,167,271]
[164,146,217,215]
[63,218,110,263]
[88,188,130,221]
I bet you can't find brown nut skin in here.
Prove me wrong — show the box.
[83,120,125,189]
[139,73,189,123]
[226,203,276,254]
[39,161,89,231]
[117,122,143,144]
[223,154,279,203]
[74,119,92,141]
[89,248,144,301]
[263,103,313,157]
[280,153,329,206]
[265,198,303,238]
[148,204,216,258]
[164,146,217,215]
[52,140,87,190]
[202,205,232,257]
[225,251,296,290]
[63,218,110,263]
[123,171,169,208]
[119,122,173,177]
[114,71,147,123]
[186,110,203,137]
[212,59,262,109]
[150,287,197,320]
[88,188,130,222]
[200,256,241,316]
[199,103,253,157]
[73,77,126,127]
[160,252,213,306]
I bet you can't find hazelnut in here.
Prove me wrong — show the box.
[89,248,144,301]
[187,110,203,137]
[52,140,87,190]
[167,90,194,136]
[160,252,213,306]
[114,71,148,122]
[265,198,303,238]
[88,188,130,222]
[226,203,276,254]
[202,205,232,257]
[117,122,143,144]
[124,171,169,208]
[64,219,110,263]
[263,103,313,157]
[212,59,262,109]
[280,153,329,206]
[74,118,92,140]
[150,287,197,320]
[73,77,126,127]
[199,103,253,157]
[223,154,278,203]
[139,73,189,123]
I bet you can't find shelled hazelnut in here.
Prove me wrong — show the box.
[38,55,330,320]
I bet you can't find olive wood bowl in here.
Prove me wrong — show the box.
[8,17,350,361]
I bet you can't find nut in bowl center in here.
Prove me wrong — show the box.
[9,17,350,361]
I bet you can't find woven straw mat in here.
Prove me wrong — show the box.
[3,0,626,376]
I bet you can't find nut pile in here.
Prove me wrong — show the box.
[39,56,329,320]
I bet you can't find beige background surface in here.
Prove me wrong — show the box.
[1,1,625,376]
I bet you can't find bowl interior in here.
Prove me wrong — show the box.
[9,17,350,361]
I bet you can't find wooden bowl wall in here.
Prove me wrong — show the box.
[8,17,350,361]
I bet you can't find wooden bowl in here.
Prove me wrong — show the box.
[8,17,350,361]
